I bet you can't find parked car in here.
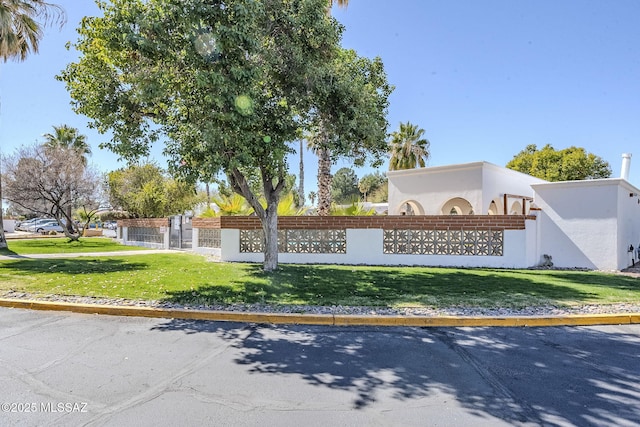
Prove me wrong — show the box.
[16,218,47,231]
[103,221,117,230]
[27,220,64,234]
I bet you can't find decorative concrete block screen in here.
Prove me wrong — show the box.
[240,229,347,253]
[127,226,164,244]
[198,228,222,248]
[118,219,169,246]
[192,215,527,258]
[383,229,503,256]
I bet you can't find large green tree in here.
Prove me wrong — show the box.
[506,144,612,181]
[59,0,342,271]
[388,121,430,171]
[308,0,362,216]
[0,0,65,248]
[330,167,359,204]
[307,48,392,215]
[107,163,199,218]
[358,171,386,202]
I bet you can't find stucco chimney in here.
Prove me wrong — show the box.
[621,153,632,180]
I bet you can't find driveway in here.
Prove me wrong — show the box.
[1,308,639,426]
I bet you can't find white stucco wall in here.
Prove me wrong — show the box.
[532,179,640,270]
[220,227,533,268]
[388,162,545,216]
[388,163,484,215]
[481,164,546,214]
[616,183,640,268]
[191,228,222,257]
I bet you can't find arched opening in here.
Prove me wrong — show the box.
[488,200,499,215]
[396,200,424,216]
[510,201,523,215]
[441,197,474,215]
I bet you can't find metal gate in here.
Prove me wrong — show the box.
[169,215,192,249]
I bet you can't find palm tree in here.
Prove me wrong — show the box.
[0,1,65,248]
[308,191,317,206]
[388,122,430,171]
[43,124,91,163]
[0,0,65,61]
[310,0,348,217]
[42,124,89,231]
[331,0,349,8]
[297,139,305,206]
[307,129,333,216]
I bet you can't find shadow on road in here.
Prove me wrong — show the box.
[150,319,640,425]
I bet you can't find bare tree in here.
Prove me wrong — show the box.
[2,144,104,240]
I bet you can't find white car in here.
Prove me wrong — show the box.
[16,218,47,231]
[28,220,64,234]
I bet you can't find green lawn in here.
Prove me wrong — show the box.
[0,238,150,255]
[1,252,638,309]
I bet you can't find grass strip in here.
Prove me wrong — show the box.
[0,238,150,255]
[1,253,639,309]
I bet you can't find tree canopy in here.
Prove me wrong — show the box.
[106,163,199,218]
[308,48,392,215]
[388,121,430,171]
[330,167,359,204]
[0,0,65,61]
[358,171,386,202]
[43,124,92,164]
[506,144,612,182]
[59,0,389,271]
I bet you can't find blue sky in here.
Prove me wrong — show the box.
[2,0,639,195]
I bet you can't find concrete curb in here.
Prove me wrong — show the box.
[1,298,639,327]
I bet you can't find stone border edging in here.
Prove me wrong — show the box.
[2,298,639,327]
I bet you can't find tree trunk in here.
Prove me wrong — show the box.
[298,140,305,207]
[261,201,279,272]
[316,146,332,216]
[228,166,283,272]
[65,203,74,233]
[0,172,7,249]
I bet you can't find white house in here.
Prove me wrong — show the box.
[387,155,640,271]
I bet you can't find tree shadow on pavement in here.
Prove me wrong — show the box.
[150,319,640,425]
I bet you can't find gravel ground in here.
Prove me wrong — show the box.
[2,290,640,317]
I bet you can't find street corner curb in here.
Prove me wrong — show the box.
[0,298,639,327]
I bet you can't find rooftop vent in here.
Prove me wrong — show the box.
[621,153,632,181]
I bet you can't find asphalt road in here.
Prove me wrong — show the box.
[1,308,639,427]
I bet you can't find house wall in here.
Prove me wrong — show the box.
[481,165,545,214]
[532,179,640,270]
[388,163,484,215]
[616,183,640,268]
[388,162,544,216]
